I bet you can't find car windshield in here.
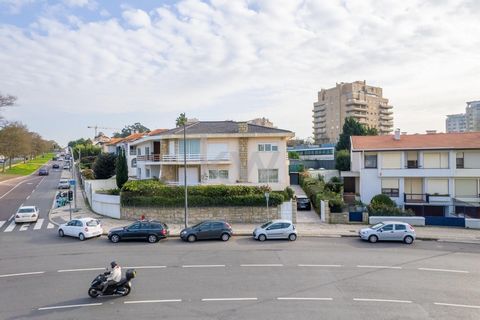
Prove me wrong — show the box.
[18,208,34,213]
[370,223,384,230]
[86,220,99,227]
[191,222,206,229]
[261,221,273,228]
[297,198,309,203]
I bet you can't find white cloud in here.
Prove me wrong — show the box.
[0,0,35,14]
[1,0,479,143]
[63,0,96,9]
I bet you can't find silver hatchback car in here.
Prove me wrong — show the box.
[253,220,297,241]
[359,221,416,244]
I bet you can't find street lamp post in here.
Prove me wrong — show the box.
[264,191,270,217]
[183,121,188,228]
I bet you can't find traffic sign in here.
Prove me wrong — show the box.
[69,179,76,186]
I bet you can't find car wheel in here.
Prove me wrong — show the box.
[58,229,64,237]
[404,235,414,245]
[258,234,267,242]
[147,234,158,243]
[288,233,297,241]
[221,233,230,241]
[368,235,378,243]
[79,233,85,241]
[110,234,120,243]
[187,234,196,243]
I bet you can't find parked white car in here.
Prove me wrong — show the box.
[15,206,39,223]
[58,218,103,241]
[253,220,297,241]
[359,221,416,244]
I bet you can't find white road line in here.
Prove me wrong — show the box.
[202,298,258,302]
[26,195,30,200]
[4,220,16,232]
[418,267,469,274]
[182,265,225,268]
[124,266,167,270]
[0,221,5,229]
[0,177,38,200]
[240,264,283,267]
[434,302,480,309]
[57,268,105,273]
[0,271,44,278]
[353,298,412,304]
[47,223,55,229]
[277,297,333,301]
[34,218,44,230]
[124,299,182,304]
[298,264,343,268]
[357,265,402,269]
[8,214,14,222]
[38,303,102,311]
[19,223,30,231]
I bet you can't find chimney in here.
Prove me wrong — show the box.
[394,128,400,140]
[426,130,437,134]
[238,122,248,133]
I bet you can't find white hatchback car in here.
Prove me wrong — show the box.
[58,218,103,241]
[15,206,39,223]
[253,220,297,241]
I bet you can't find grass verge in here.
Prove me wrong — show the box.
[2,153,54,176]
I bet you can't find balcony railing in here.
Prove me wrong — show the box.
[404,193,429,203]
[137,153,231,162]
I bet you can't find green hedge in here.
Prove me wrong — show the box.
[300,175,345,213]
[121,180,285,207]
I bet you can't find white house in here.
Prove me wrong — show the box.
[343,130,480,218]
[128,120,295,191]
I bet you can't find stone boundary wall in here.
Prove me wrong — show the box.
[122,205,283,224]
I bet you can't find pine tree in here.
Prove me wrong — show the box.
[116,149,128,188]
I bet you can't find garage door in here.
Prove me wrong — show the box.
[178,167,199,185]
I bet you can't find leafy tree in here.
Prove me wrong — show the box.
[92,153,116,179]
[336,117,377,151]
[335,149,351,171]
[288,151,300,159]
[115,149,128,189]
[0,122,30,169]
[113,122,150,138]
[176,113,187,127]
[0,92,16,120]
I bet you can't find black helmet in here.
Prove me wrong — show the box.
[110,261,117,268]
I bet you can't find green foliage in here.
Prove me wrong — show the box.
[121,180,285,207]
[284,186,294,200]
[367,193,414,216]
[336,117,378,152]
[81,169,95,180]
[113,122,150,138]
[370,194,396,209]
[176,113,188,127]
[72,143,101,160]
[288,151,300,159]
[300,174,344,213]
[92,153,116,179]
[325,177,343,193]
[79,156,97,169]
[4,153,54,175]
[335,149,350,171]
[115,149,128,189]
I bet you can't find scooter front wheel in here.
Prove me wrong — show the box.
[88,287,100,298]
[121,286,131,296]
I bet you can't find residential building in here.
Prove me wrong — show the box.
[287,145,335,161]
[130,120,294,191]
[343,130,480,219]
[446,100,480,133]
[104,132,151,177]
[248,117,274,128]
[313,80,394,144]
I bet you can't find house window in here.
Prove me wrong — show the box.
[208,169,229,180]
[131,159,137,168]
[456,152,464,169]
[137,168,141,179]
[146,168,150,178]
[137,148,141,156]
[423,152,449,169]
[381,178,399,197]
[145,147,150,155]
[364,154,377,168]
[258,169,279,183]
[258,143,278,152]
[129,146,136,156]
[406,151,419,168]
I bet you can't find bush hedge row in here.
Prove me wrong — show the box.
[299,173,345,213]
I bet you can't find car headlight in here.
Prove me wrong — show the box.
[180,231,187,235]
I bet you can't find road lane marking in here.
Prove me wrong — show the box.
[124,266,167,269]
[418,268,469,274]
[0,177,39,200]
[357,265,402,269]
[125,299,182,304]
[0,221,5,229]
[58,268,105,273]
[298,264,343,268]
[353,298,412,304]
[8,214,13,222]
[19,223,30,231]
[434,302,480,309]
[26,195,30,200]
[38,303,102,311]
[240,264,283,267]
[26,183,33,185]
[47,223,55,229]
[277,297,333,301]
[34,218,44,230]
[0,271,44,278]
[4,220,16,232]
[182,265,225,268]
[202,298,258,302]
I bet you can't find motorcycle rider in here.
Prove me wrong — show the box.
[102,261,122,293]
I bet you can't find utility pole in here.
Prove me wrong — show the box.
[184,120,188,228]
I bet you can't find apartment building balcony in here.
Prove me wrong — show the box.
[314,105,326,112]
[380,115,393,121]
[379,109,393,115]
[137,153,231,164]
[379,104,393,109]
[404,193,452,204]
[346,105,368,112]
[346,98,367,106]
[347,111,368,119]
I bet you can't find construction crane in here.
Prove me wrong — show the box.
[87,125,121,137]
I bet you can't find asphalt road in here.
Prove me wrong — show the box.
[0,233,479,320]
[0,162,62,232]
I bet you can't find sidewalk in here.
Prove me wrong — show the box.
[49,178,480,244]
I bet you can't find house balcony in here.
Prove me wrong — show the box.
[348,112,368,119]
[380,115,393,121]
[137,153,231,164]
[404,193,452,204]
[379,109,393,115]
[346,99,367,106]
[379,104,393,109]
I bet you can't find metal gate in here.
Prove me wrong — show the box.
[425,216,465,227]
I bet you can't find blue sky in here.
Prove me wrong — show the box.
[1,0,480,145]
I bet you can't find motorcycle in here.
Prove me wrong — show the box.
[88,268,136,298]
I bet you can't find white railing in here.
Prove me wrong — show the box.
[162,153,231,162]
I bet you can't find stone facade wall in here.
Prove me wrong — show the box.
[239,138,248,182]
[122,205,282,224]
[161,165,177,181]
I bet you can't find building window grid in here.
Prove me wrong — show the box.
[382,188,399,197]
[258,143,278,152]
[364,154,378,168]
[208,169,229,180]
[258,169,279,183]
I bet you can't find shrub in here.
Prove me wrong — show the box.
[284,186,294,200]
[368,205,415,217]
[335,149,350,171]
[81,169,95,180]
[92,153,116,179]
[370,194,396,209]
